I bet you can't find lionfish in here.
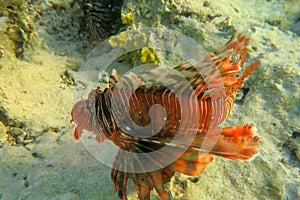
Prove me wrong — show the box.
[71,33,260,199]
[85,0,123,44]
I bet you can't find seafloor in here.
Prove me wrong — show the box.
[0,0,299,200]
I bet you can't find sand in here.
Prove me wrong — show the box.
[0,0,299,199]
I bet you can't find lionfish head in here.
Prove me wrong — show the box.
[71,89,106,142]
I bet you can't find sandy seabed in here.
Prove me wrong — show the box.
[0,0,299,199]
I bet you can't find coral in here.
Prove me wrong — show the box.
[1,0,39,58]
[108,31,135,48]
[60,70,75,89]
[121,13,135,25]
[140,46,160,64]
[108,27,162,66]
[42,0,85,42]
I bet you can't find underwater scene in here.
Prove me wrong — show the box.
[0,0,299,200]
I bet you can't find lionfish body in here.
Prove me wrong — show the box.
[71,33,260,199]
[85,0,123,44]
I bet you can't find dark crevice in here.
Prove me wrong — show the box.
[23,174,30,188]
[235,87,250,105]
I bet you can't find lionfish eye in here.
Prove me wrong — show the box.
[86,100,92,111]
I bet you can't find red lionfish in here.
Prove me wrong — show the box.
[71,33,260,199]
[85,0,124,44]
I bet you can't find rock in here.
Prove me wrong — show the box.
[6,127,29,145]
